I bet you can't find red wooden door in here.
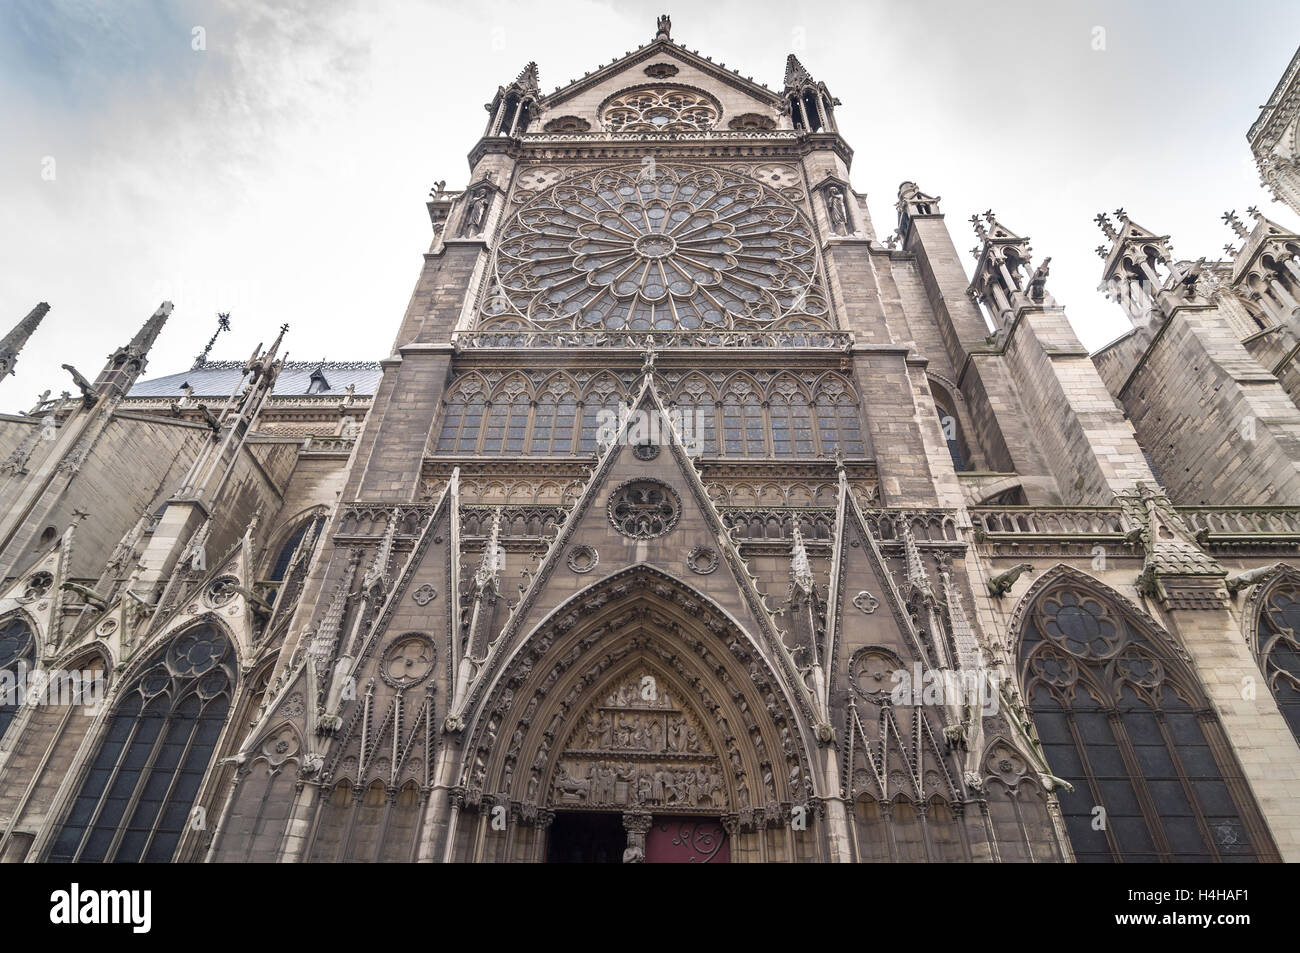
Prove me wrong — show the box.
[645,816,730,863]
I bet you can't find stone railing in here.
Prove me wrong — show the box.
[971,507,1131,540]
[461,505,567,540]
[971,505,1300,550]
[302,435,357,453]
[453,329,854,351]
[1177,507,1300,544]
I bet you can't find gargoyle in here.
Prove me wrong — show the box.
[59,581,108,610]
[224,582,274,615]
[197,403,221,434]
[1027,257,1051,303]
[1039,772,1076,794]
[61,364,96,407]
[986,562,1034,598]
[1226,565,1276,596]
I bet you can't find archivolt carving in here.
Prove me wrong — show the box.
[457,567,815,827]
[548,666,730,812]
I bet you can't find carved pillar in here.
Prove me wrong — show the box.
[621,811,652,863]
[532,808,555,863]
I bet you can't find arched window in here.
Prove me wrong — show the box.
[671,394,717,456]
[721,389,765,456]
[0,616,35,742]
[530,387,578,455]
[931,384,972,472]
[49,625,235,863]
[770,390,814,458]
[435,382,487,455]
[1020,584,1271,862]
[267,517,322,583]
[1255,577,1300,744]
[479,389,530,456]
[579,392,623,454]
[813,387,865,458]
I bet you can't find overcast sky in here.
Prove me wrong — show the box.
[1,0,1297,413]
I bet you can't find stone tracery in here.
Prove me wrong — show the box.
[481,163,831,333]
[601,86,719,132]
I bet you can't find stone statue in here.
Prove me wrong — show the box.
[461,188,491,236]
[826,185,850,235]
[1027,256,1052,302]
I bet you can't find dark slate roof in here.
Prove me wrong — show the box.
[129,360,383,398]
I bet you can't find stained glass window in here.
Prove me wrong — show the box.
[483,164,830,333]
[0,617,34,742]
[1256,580,1300,744]
[1020,585,1270,862]
[49,625,234,863]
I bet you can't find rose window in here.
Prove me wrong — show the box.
[482,164,829,332]
[602,87,718,132]
[607,480,681,539]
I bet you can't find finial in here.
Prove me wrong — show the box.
[1223,243,1239,258]
[1246,205,1263,221]
[969,214,987,241]
[1221,210,1249,239]
[1113,207,1129,224]
[1095,245,1108,260]
[1094,212,1117,240]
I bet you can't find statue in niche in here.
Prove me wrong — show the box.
[826,184,850,235]
[461,187,491,236]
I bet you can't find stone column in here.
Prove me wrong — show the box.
[621,810,652,863]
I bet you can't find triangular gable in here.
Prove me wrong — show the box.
[449,372,809,723]
[825,472,930,687]
[348,469,462,693]
[542,37,783,110]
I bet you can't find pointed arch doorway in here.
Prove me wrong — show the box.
[454,566,817,863]
[539,661,734,863]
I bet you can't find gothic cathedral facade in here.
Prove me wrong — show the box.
[2,18,1300,863]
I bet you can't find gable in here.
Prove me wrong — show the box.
[538,45,785,134]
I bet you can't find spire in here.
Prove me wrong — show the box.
[192,312,230,369]
[790,523,814,593]
[362,507,399,594]
[95,301,172,395]
[475,506,506,590]
[784,53,813,89]
[309,549,362,700]
[512,61,540,97]
[898,516,934,603]
[0,303,49,380]
[1093,212,1118,241]
[938,560,980,670]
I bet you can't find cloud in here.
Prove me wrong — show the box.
[0,0,1296,413]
